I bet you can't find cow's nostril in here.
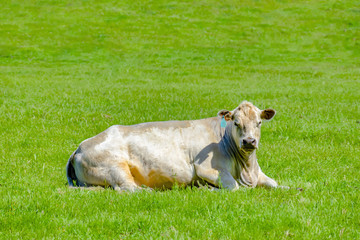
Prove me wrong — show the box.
[243,138,256,147]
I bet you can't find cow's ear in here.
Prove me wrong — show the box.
[261,109,276,120]
[217,110,233,121]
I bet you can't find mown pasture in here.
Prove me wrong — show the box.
[1,0,359,239]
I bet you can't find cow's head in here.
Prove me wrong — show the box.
[218,101,275,152]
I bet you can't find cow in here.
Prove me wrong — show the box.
[66,101,281,192]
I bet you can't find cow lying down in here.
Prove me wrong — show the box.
[67,101,282,192]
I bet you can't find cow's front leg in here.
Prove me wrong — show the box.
[195,164,239,191]
[257,171,278,188]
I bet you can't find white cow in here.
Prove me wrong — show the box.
[66,101,280,191]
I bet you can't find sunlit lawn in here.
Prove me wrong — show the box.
[1,0,359,239]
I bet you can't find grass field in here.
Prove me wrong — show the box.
[1,0,360,239]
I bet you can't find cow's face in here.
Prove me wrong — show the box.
[218,101,275,152]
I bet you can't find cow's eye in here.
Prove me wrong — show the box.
[257,121,262,127]
[234,122,243,130]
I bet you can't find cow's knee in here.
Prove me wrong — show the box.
[194,164,219,186]
[219,171,239,191]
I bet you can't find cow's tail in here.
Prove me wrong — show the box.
[66,151,78,187]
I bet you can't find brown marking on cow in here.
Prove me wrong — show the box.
[148,170,175,189]
[129,164,175,189]
[118,162,135,183]
[128,164,147,186]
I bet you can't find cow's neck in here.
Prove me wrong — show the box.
[220,124,259,187]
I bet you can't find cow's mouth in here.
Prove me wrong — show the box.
[242,144,257,151]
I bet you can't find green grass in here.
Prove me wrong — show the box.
[1,0,360,239]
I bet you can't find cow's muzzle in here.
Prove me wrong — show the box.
[242,137,257,150]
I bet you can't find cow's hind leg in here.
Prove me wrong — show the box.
[108,162,142,192]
